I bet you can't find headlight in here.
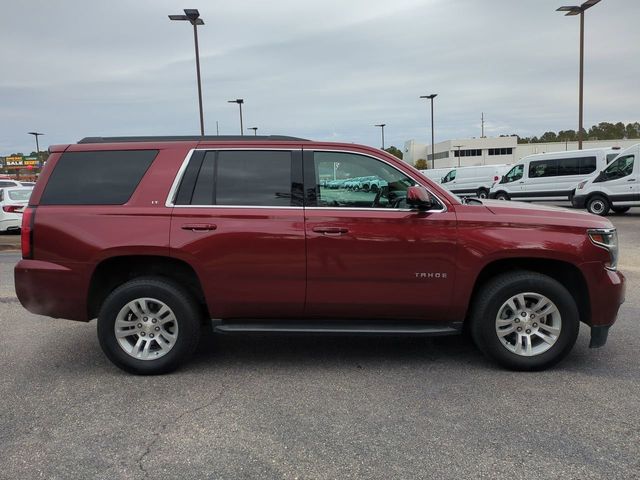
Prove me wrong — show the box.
[577,180,588,190]
[588,228,618,271]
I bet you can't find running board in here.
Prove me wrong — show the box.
[212,320,462,336]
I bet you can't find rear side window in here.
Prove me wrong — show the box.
[40,150,157,205]
[175,150,299,207]
[0,181,17,188]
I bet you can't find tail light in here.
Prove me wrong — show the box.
[21,206,35,259]
[3,205,22,213]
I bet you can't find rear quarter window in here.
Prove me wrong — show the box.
[40,150,157,205]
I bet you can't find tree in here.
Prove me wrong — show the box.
[414,159,428,169]
[384,146,403,160]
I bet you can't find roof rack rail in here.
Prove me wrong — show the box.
[77,135,309,144]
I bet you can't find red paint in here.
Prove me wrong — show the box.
[14,140,624,334]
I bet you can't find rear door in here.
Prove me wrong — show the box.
[169,148,306,319]
[303,149,457,321]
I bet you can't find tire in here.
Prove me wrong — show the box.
[612,206,630,214]
[586,195,610,216]
[477,188,489,199]
[495,191,510,201]
[97,276,202,375]
[470,271,579,371]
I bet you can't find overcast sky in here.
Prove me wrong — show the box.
[1,0,638,154]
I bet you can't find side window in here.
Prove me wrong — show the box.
[40,150,157,205]
[529,160,558,178]
[580,156,597,174]
[557,158,579,176]
[314,152,417,209]
[606,153,619,164]
[442,170,456,183]
[502,164,523,183]
[176,150,297,207]
[600,155,635,181]
[0,181,15,187]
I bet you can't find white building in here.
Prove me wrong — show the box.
[404,137,638,169]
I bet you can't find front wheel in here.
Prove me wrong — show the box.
[470,271,579,371]
[495,192,510,201]
[477,188,489,199]
[587,195,610,216]
[97,277,202,375]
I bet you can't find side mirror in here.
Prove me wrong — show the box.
[407,186,433,211]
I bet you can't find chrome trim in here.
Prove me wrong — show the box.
[165,147,303,208]
[172,205,303,210]
[165,148,195,207]
[311,148,447,213]
[165,146,448,213]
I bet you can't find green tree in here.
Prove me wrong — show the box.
[414,159,428,169]
[384,146,403,160]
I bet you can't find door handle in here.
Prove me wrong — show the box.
[181,223,217,232]
[627,178,636,182]
[312,226,349,236]
[518,181,525,183]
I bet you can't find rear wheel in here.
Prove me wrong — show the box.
[586,195,610,216]
[97,277,202,375]
[477,188,489,199]
[612,206,630,214]
[470,271,579,371]
[495,191,510,201]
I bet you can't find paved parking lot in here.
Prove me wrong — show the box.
[1,212,639,479]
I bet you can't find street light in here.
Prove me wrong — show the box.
[28,132,44,156]
[169,9,206,136]
[556,0,601,150]
[419,94,437,168]
[374,124,386,150]
[228,99,244,135]
[453,144,464,167]
[248,127,258,136]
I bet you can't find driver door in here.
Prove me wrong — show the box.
[303,150,457,320]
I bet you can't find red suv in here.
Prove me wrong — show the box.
[14,136,625,374]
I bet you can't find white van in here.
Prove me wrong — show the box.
[440,164,510,198]
[572,143,639,215]
[489,148,621,202]
[419,167,451,184]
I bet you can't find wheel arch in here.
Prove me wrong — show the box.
[87,255,208,321]
[465,258,591,327]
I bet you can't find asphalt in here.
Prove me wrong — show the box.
[0,212,639,479]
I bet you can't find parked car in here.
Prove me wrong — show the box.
[0,187,32,232]
[15,136,624,374]
[572,143,639,215]
[440,164,511,198]
[489,148,620,201]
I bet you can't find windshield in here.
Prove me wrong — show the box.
[501,164,524,183]
[7,189,32,202]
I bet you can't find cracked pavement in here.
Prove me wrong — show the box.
[0,213,639,479]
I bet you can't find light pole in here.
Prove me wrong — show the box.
[169,9,205,136]
[374,124,386,150]
[248,127,258,136]
[453,145,463,167]
[420,94,437,168]
[28,132,44,156]
[228,99,244,135]
[556,0,601,150]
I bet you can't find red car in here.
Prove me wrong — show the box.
[14,136,625,374]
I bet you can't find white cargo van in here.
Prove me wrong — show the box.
[419,167,451,184]
[572,143,639,215]
[489,148,621,202]
[440,164,510,198]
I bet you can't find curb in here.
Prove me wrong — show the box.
[0,245,19,252]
